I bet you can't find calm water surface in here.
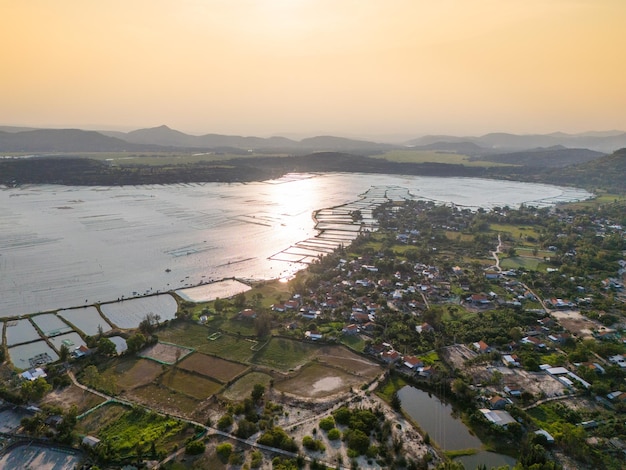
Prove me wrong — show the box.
[398,386,517,469]
[0,173,591,317]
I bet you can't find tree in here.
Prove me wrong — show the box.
[186,440,206,455]
[126,333,146,353]
[97,337,117,356]
[390,391,401,411]
[251,383,265,402]
[21,377,51,402]
[234,292,246,308]
[59,343,70,362]
[254,312,272,338]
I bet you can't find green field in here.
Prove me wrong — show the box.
[489,223,541,242]
[94,406,195,457]
[251,337,319,370]
[159,369,223,400]
[373,150,512,167]
[86,152,290,166]
[340,333,366,352]
[221,371,273,401]
[156,323,256,362]
[500,256,546,270]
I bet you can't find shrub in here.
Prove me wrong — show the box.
[319,416,335,431]
[185,440,206,455]
[217,414,233,430]
[327,428,341,441]
[216,442,233,460]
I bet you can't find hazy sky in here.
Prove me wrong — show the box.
[2,1,625,138]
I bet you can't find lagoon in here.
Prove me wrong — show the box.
[0,173,591,317]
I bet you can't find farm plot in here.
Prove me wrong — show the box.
[100,294,177,329]
[274,363,362,398]
[77,402,129,435]
[178,352,248,383]
[127,384,200,417]
[139,342,193,365]
[58,306,112,336]
[222,371,273,401]
[158,323,256,362]
[159,369,223,400]
[315,345,381,380]
[5,319,41,346]
[101,357,163,392]
[30,313,73,337]
[251,337,319,371]
[82,406,194,459]
[42,383,106,414]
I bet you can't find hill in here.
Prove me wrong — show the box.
[549,148,626,192]
[408,131,626,153]
[0,129,149,152]
[477,147,605,168]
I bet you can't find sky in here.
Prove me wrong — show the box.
[2,0,626,139]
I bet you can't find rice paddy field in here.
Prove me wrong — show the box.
[157,322,257,363]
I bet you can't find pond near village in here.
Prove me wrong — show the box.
[398,386,517,468]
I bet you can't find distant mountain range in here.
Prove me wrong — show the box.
[1,125,625,154]
[407,131,626,154]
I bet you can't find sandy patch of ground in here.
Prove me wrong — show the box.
[42,383,106,414]
[139,341,193,364]
[490,366,568,398]
[440,344,478,370]
[551,310,601,339]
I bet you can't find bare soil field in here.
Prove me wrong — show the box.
[316,345,381,379]
[178,352,248,383]
[440,343,478,370]
[42,383,106,414]
[274,363,367,399]
[125,383,200,417]
[495,366,567,398]
[551,310,600,339]
[139,341,194,364]
[102,357,163,392]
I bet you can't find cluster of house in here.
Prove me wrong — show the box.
[364,342,435,379]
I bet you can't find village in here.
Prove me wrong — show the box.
[1,196,626,470]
